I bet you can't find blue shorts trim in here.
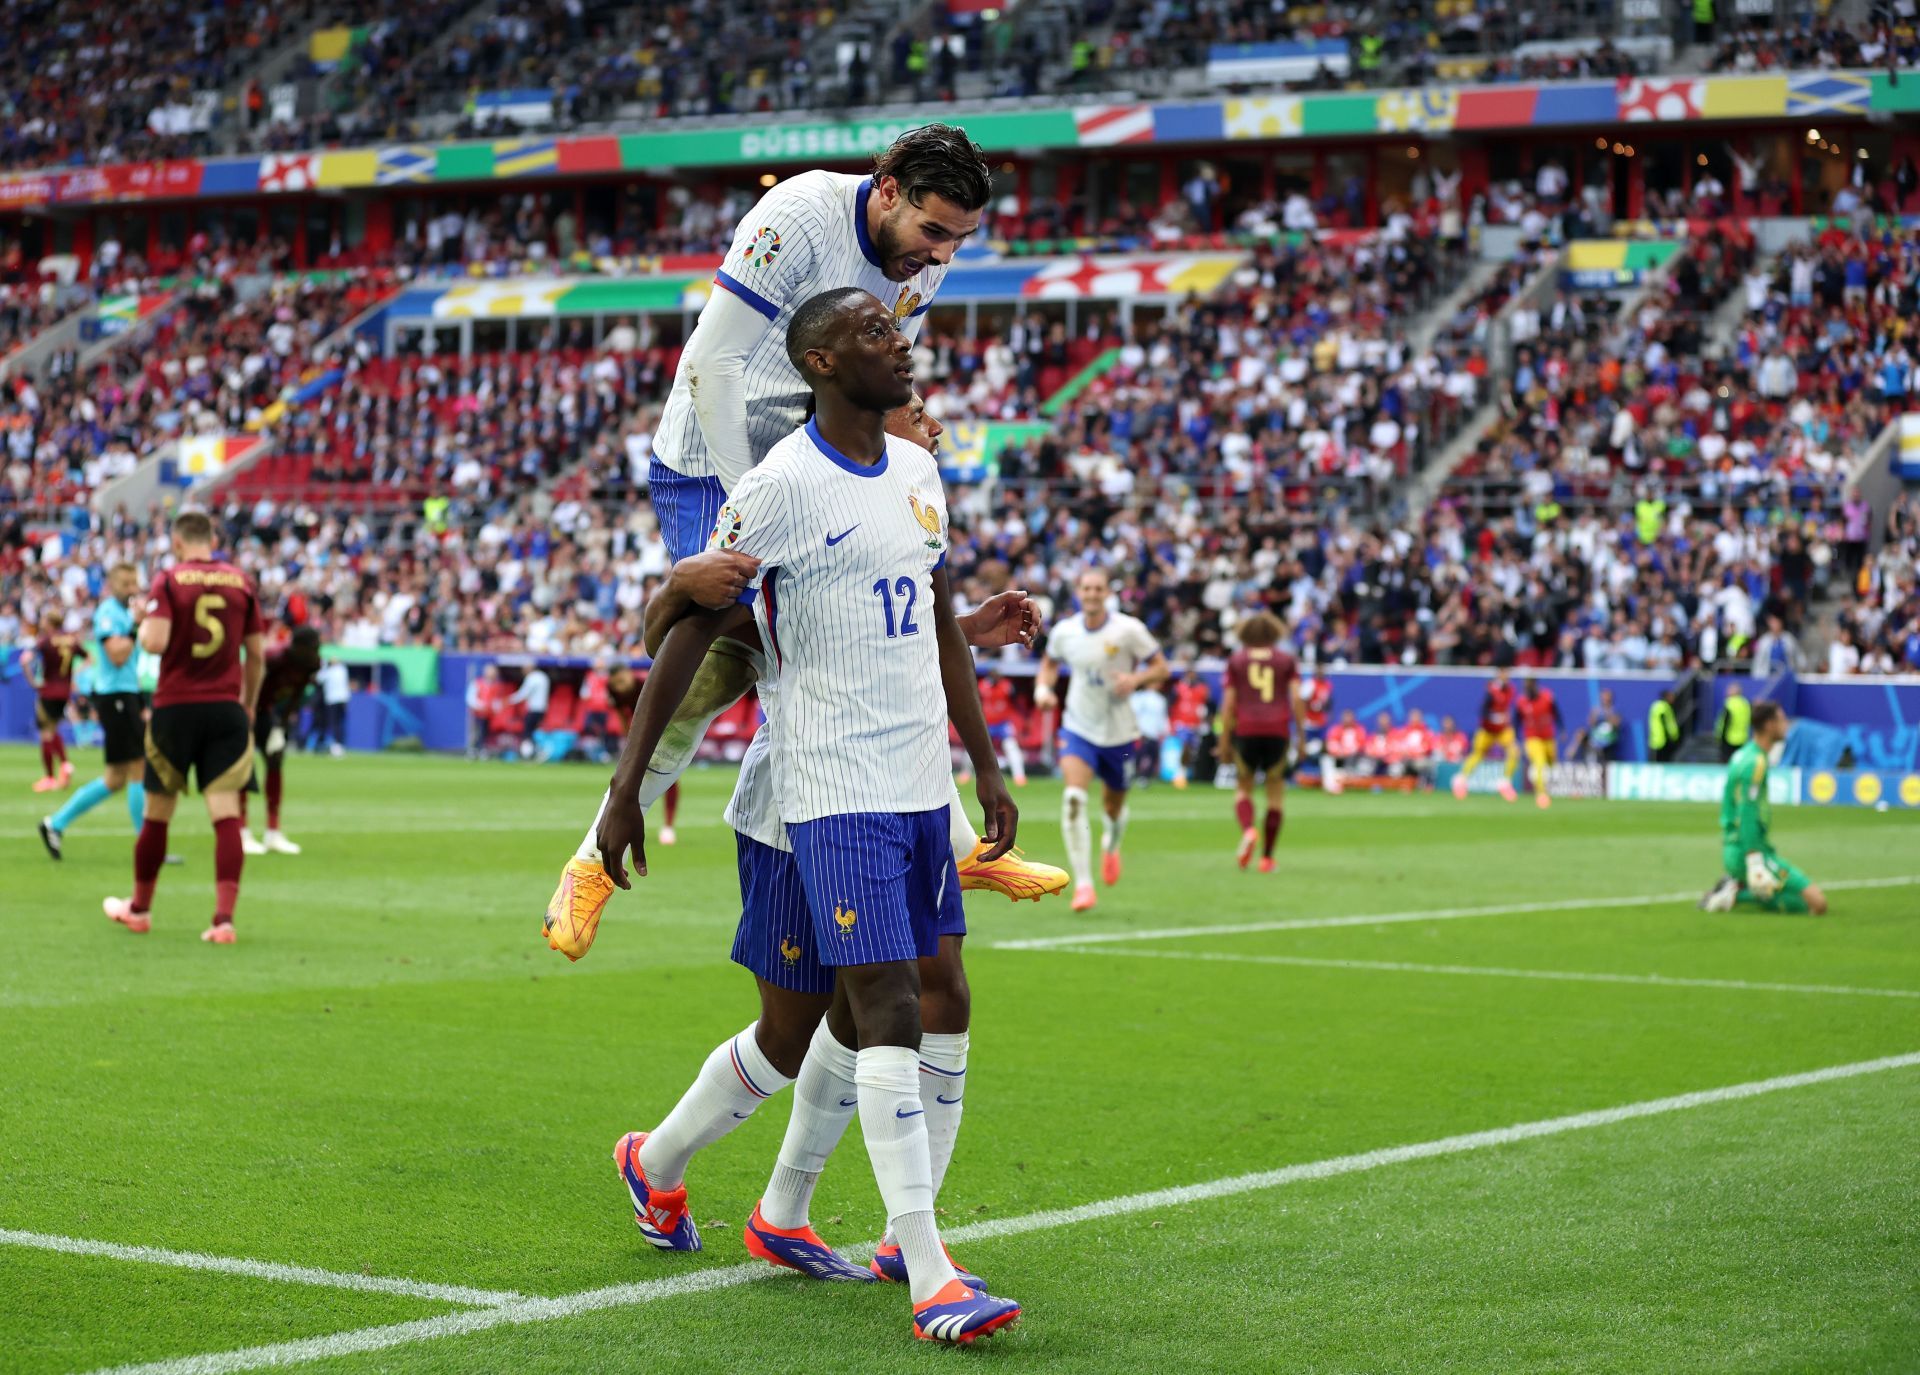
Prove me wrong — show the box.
[1060,729,1134,793]
[731,833,835,996]
[788,808,964,969]
[649,457,729,564]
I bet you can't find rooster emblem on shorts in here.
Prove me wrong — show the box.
[834,904,857,936]
[909,494,943,550]
[780,937,803,965]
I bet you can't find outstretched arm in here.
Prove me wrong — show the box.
[601,600,753,887]
[933,567,1016,861]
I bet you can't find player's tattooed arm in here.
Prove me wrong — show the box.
[601,601,753,888]
[933,567,1017,861]
[642,551,761,655]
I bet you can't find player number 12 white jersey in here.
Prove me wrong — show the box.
[714,420,953,824]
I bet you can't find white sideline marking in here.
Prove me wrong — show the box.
[0,1229,525,1308]
[992,875,1920,950]
[1032,945,1920,1000]
[83,1050,1920,1375]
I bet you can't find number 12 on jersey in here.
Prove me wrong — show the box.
[873,575,921,638]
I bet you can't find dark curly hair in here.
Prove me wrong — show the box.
[872,123,992,212]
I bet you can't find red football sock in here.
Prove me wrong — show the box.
[664,781,680,827]
[40,738,55,776]
[212,816,244,926]
[133,820,169,913]
[1262,806,1284,858]
[51,734,66,765]
[1234,796,1255,831]
[265,767,283,831]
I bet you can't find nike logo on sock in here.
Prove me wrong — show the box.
[825,526,859,546]
[895,1106,925,1119]
[731,1112,752,1120]
[936,1094,963,1105]
[839,1097,860,1107]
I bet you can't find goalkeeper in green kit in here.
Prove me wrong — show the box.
[1699,701,1828,916]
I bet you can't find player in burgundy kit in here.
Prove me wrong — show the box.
[241,626,323,855]
[1216,612,1305,872]
[21,611,86,791]
[104,511,265,945]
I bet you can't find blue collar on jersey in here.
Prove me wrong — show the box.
[807,417,888,478]
[854,177,884,270]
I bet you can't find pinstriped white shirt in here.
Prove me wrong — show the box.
[654,170,947,484]
[711,420,951,825]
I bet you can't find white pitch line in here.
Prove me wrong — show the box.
[82,1049,1920,1375]
[0,1229,525,1308]
[991,874,1920,950]
[1032,945,1920,1000]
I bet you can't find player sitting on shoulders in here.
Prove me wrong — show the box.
[545,125,1065,958]
[1218,611,1302,872]
[1517,676,1562,810]
[1035,565,1170,912]
[1700,701,1828,916]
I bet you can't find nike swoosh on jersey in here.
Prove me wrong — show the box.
[825,526,859,546]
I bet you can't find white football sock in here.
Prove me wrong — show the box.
[1062,786,1092,884]
[637,1024,792,1190]
[1103,802,1130,853]
[1002,735,1026,783]
[760,1019,860,1229]
[574,644,760,863]
[884,1030,968,1248]
[946,776,979,864]
[856,1044,955,1304]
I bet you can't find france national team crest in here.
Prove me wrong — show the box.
[780,936,803,967]
[892,289,922,321]
[834,903,857,936]
[743,227,782,270]
[711,503,744,548]
[908,493,942,551]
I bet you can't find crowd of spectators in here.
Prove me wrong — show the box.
[1708,17,1920,74]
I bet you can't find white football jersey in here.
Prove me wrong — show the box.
[654,170,948,484]
[714,420,953,824]
[1047,610,1161,747]
[724,714,788,851]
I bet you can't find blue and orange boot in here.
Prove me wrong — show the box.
[741,1202,874,1281]
[870,1238,986,1289]
[912,1279,1021,1344]
[613,1131,700,1251]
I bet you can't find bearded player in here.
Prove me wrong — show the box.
[1217,611,1304,872]
[104,511,264,944]
[545,124,1064,958]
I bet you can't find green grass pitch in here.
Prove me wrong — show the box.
[2,743,1917,1374]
